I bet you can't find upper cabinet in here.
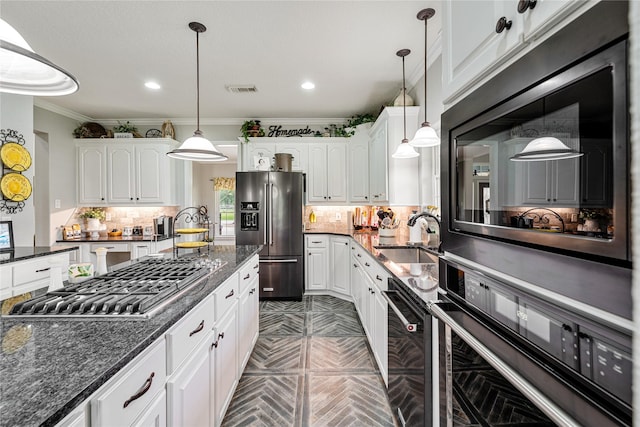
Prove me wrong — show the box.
[442,0,598,105]
[77,138,176,206]
[307,142,347,203]
[369,107,420,206]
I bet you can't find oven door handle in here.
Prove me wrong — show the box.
[382,291,417,332]
[427,301,580,427]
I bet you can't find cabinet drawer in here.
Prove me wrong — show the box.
[12,254,67,287]
[214,273,239,321]
[0,265,11,290]
[91,339,166,427]
[91,243,129,253]
[166,294,215,374]
[238,255,259,293]
[361,254,388,291]
[306,235,328,248]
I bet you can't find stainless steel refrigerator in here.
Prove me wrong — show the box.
[235,172,304,299]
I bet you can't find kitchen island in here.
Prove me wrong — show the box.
[0,244,261,427]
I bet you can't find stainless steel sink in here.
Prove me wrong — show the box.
[374,246,439,264]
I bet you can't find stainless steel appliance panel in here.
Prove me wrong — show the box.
[258,256,303,299]
[235,172,269,257]
[268,172,303,256]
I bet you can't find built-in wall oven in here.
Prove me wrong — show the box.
[435,2,632,426]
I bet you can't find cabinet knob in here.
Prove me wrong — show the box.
[130,197,134,201]
[365,196,368,200]
[101,198,105,201]
[517,0,537,13]
[495,16,512,33]
[328,196,331,200]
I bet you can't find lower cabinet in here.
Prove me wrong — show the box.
[305,235,329,291]
[73,256,260,427]
[330,236,351,296]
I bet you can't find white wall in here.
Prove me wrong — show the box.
[0,93,35,246]
[34,107,84,243]
[192,162,237,210]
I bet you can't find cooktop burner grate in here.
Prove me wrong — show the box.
[6,257,226,319]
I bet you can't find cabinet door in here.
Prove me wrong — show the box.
[307,144,328,202]
[326,143,347,202]
[372,286,388,384]
[131,243,151,260]
[78,145,107,205]
[580,140,612,207]
[107,145,136,204]
[133,390,166,427]
[244,143,276,171]
[522,161,551,205]
[213,304,239,427]
[348,139,369,203]
[305,247,328,291]
[551,158,579,206]
[275,142,308,172]
[330,237,350,296]
[521,0,591,42]
[350,255,365,318]
[136,144,169,204]
[442,0,524,103]
[167,341,211,427]
[369,124,388,203]
[237,275,259,375]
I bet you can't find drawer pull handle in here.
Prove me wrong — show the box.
[249,288,256,295]
[376,275,383,281]
[225,289,235,299]
[357,254,361,258]
[312,241,322,244]
[211,340,219,349]
[189,320,205,336]
[243,273,251,280]
[35,267,51,273]
[218,332,225,340]
[365,262,370,267]
[253,264,259,269]
[123,372,154,408]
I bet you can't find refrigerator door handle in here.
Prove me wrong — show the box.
[269,182,274,246]
[259,259,298,263]
[263,182,268,245]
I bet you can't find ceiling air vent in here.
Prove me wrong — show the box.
[226,85,258,93]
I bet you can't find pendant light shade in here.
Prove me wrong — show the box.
[392,49,419,159]
[510,136,584,161]
[0,18,78,96]
[167,22,227,162]
[409,8,440,148]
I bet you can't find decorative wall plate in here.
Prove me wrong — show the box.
[1,173,32,201]
[1,143,31,171]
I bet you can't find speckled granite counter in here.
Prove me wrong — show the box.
[0,245,261,427]
[55,235,172,243]
[0,246,79,265]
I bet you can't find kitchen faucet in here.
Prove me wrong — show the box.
[407,212,442,252]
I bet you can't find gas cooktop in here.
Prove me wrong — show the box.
[6,257,226,319]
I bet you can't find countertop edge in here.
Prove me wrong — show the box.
[0,246,79,265]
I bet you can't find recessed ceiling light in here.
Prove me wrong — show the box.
[301,81,315,90]
[145,81,161,90]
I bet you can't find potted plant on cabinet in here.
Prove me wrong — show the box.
[113,121,142,138]
[241,120,263,142]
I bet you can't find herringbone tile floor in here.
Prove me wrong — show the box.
[222,295,395,427]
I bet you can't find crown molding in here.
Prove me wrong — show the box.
[34,99,93,122]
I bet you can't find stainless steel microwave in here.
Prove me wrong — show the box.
[447,39,628,264]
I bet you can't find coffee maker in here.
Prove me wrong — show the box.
[153,216,174,238]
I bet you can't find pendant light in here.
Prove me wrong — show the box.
[409,8,440,147]
[392,49,419,159]
[167,22,228,162]
[0,18,78,96]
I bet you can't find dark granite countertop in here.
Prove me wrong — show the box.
[55,235,172,243]
[0,246,79,265]
[0,245,261,427]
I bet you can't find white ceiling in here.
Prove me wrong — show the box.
[1,0,442,122]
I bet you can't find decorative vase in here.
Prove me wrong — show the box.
[583,219,599,232]
[86,218,100,231]
[393,88,414,106]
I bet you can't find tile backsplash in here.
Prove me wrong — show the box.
[67,206,180,232]
[303,205,419,230]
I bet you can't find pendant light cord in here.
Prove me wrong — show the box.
[402,54,407,140]
[423,17,428,125]
[195,28,201,133]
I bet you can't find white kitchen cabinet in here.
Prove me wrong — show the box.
[212,302,239,427]
[237,255,259,375]
[307,142,347,203]
[305,235,329,291]
[442,0,597,104]
[330,236,351,296]
[348,135,370,203]
[369,107,420,205]
[167,340,212,427]
[0,252,70,300]
[239,138,309,172]
[133,390,166,427]
[78,145,107,205]
[371,283,388,385]
[91,340,167,427]
[76,139,175,206]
